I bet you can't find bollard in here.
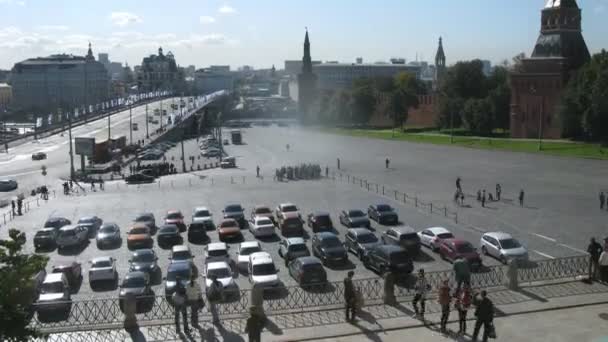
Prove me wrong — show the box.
[506,260,519,290]
[383,273,396,305]
[242,176,246,184]
[430,203,433,213]
[415,197,418,207]
[394,190,398,200]
[403,193,406,203]
[444,207,447,217]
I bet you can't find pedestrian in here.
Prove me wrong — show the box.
[91,180,95,191]
[344,270,356,322]
[385,158,390,169]
[496,183,502,201]
[587,237,603,281]
[186,274,203,327]
[600,192,605,210]
[438,279,451,333]
[207,274,223,325]
[477,190,481,202]
[325,166,329,178]
[481,190,486,208]
[472,290,495,342]
[519,189,525,207]
[337,158,341,170]
[98,177,104,191]
[11,200,15,216]
[245,307,265,342]
[63,182,69,195]
[172,278,189,333]
[412,269,429,319]
[460,192,465,206]
[256,165,260,178]
[17,198,22,216]
[453,256,471,291]
[599,248,608,283]
[456,177,462,192]
[455,285,473,335]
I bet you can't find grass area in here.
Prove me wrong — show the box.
[324,128,608,160]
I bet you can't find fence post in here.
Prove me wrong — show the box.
[415,197,418,207]
[444,207,447,217]
[394,190,397,200]
[403,193,406,203]
[376,184,379,193]
[430,203,433,213]
[382,186,385,195]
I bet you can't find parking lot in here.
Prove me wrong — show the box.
[3,171,546,302]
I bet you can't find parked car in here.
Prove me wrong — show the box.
[96,223,121,249]
[251,205,274,223]
[125,173,155,184]
[127,224,154,250]
[278,237,311,265]
[480,232,529,264]
[51,262,82,289]
[249,216,275,238]
[202,148,222,158]
[164,261,192,299]
[217,218,242,242]
[418,227,455,252]
[278,212,304,236]
[382,226,422,256]
[0,179,18,192]
[170,245,193,264]
[339,209,371,228]
[157,224,183,249]
[205,242,231,264]
[275,203,300,220]
[134,213,156,234]
[223,204,246,227]
[56,225,89,250]
[44,217,71,230]
[363,245,414,277]
[220,156,236,168]
[36,273,71,319]
[311,232,348,266]
[344,228,381,260]
[438,239,482,270]
[306,211,334,233]
[118,271,153,310]
[190,207,214,231]
[32,152,47,160]
[288,256,327,286]
[88,257,118,287]
[367,203,399,225]
[164,210,186,232]
[34,228,57,249]
[77,216,103,238]
[237,241,262,272]
[204,261,237,298]
[248,252,279,288]
[129,249,160,274]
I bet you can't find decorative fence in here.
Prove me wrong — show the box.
[0,191,57,226]
[30,255,588,333]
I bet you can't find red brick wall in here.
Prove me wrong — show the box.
[368,94,438,128]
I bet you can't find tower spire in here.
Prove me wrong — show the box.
[86,41,94,61]
[302,28,312,74]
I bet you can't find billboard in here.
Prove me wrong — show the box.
[74,137,95,156]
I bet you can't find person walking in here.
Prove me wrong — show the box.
[186,274,203,327]
[172,279,189,333]
[412,269,429,319]
[477,190,481,202]
[344,271,356,322]
[337,158,341,170]
[599,248,608,283]
[456,177,462,192]
[481,190,486,208]
[600,192,606,210]
[245,307,265,342]
[11,200,15,216]
[496,183,502,201]
[325,166,329,178]
[587,238,603,281]
[17,198,23,216]
[455,285,473,335]
[207,274,223,325]
[91,180,95,191]
[453,256,471,292]
[438,280,451,333]
[519,189,525,207]
[256,165,260,178]
[472,290,495,342]
[385,158,390,169]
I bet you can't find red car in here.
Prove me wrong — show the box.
[438,239,482,270]
[165,210,186,232]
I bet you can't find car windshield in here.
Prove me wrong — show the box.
[400,233,419,241]
[376,205,392,212]
[207,267,231,279]
[252,263,276,275]
[315,215,331,225]
[357,234,378,244]
[59,230,75,237]
[135,215,152,222]
[282,205,298,212]
[40,281,64,294]
[322,237,342,248]
[255,207,272,214]
[132,253,155,262]
[99,225,117,233]
[123,277,146,288]
[256,218,273,226]
[92,260,112,268]
[437,232,454,239]
[166,213,182,220]
[173,251,190,260]
[500,238,521,249]
[225,205,242,212]
[289,244,308,252]
[240,246,261,255]
[456,243,476,253]
[194,210,210,217]
[167,269,191,281]
[208,249,227,257]
[130,227,148,235]
[302,264,324,274]
[390,251,410,264]
[348,210,365,217]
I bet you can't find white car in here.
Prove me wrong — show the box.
[36,273,71,317]
[170,245,193,264]
[88,257,118,285]
[480,232,529,264]
[248,252,279,287]
[191,207,213,226]
[237,241,262,271]
[206,242,231,264]
[249,216,275,237]
[418,227,455,252]
[275,203,300,220]
[204,261,236,293]
[56,225,89,250]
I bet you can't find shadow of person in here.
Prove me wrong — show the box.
[264,317,283,335]
[351,320,384,342]
[357,309,384,331]
[217,323,245,342]
[127,326,147,342]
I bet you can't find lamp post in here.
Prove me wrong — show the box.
[129,102,133,145]
[181,126,186,173]
[67,112,75,180]
[145,103,150,139]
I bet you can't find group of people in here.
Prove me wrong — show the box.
[588,237,608,283]
[274,164,322,182]
[457,178,525,208]
[10,197,24,216]
[30,185,49,200]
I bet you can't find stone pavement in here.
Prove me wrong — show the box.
[41,279,608,341]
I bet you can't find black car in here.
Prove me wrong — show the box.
[51,262,82,289]
[223,204,246,227]
[119,271,153,311]
[187,222,211,243]
[44,217,71,230]
[32,152,47,160]
[125,173,155,184]
[311,232,348,266]
[344,228,381,260]
[307,211,333,233]
[134,213,156,234]
[339,209,371,228]
[34,228,57,249]
[363,245,414,277]
[157,224,183,249]
[367,204,399,225]
[164,262,192,299]
[96,223,122,249]
[129,249,160,274]
[288,256,327,286]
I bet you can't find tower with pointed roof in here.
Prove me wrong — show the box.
[85,42,95,62]
[297,29,318,122]
[434,37,446,87]
[509,0,591,139]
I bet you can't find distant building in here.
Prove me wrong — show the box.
[0,83,11,108]
[10,43,109,113]
[137,47,180,92]
[194,66,234,94]
[509,0,590,139]
[390,58,406,64]
[481,60,492,76]
[313,63,420,91]
[185,65,196,77]
[98,53,109,65]
[434,37,446,86]
[356,57,363,64]
[284,59,321,76]
[297,30,318,122]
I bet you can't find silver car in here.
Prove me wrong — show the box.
[480,232,528,264]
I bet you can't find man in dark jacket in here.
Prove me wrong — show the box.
[588,238,603,280]
[472,290,494,342]
[344,271,356,322]
[245,307,265,342]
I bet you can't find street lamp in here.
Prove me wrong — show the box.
[129,102,133,145]
[145,103,150,139]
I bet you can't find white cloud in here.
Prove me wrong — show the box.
[16,0,25,5]
[36,25,69,31]
[218,5,236,14]
[200,16,216,24]
[109,12,143,27]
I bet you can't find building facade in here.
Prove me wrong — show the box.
[284,59,322,76]
[509,0,590,139]
[313,63,421,91]
[10,44,109,113]
[194,65,234,94]
[297,30,318,122]
[137,47,180,92]
[0,83,12,108]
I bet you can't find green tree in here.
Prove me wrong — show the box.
[0,229,48,341]
[390,72,421,133]
[461,98,494,135]
[351,79,376,124]
[486,67,511,130]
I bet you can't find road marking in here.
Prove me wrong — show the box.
[0,169,41,178]
[533,233,557,242]
[559,244,588,255]
[532,250,555,259]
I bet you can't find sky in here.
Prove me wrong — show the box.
[0,0,607,70]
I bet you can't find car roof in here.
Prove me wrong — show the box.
[283,212,300,218]
[349,228,372,236]
[168,261,191,272]
[240,241,261,248]
[391,226,416,234]
[125,271,147,279]
[208,242,227,250]
[297,256,322,265]
[425,227,451,234]
[58,225,78,231]
[194,206,209,212]
[172,245,189,252]
[207,261,230,270]
[311,211,330,216]
[484,232,513,240]
[250,252,273,264]
[44,273,65,283]
[91,256,113,264]
[286,237,305,245]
